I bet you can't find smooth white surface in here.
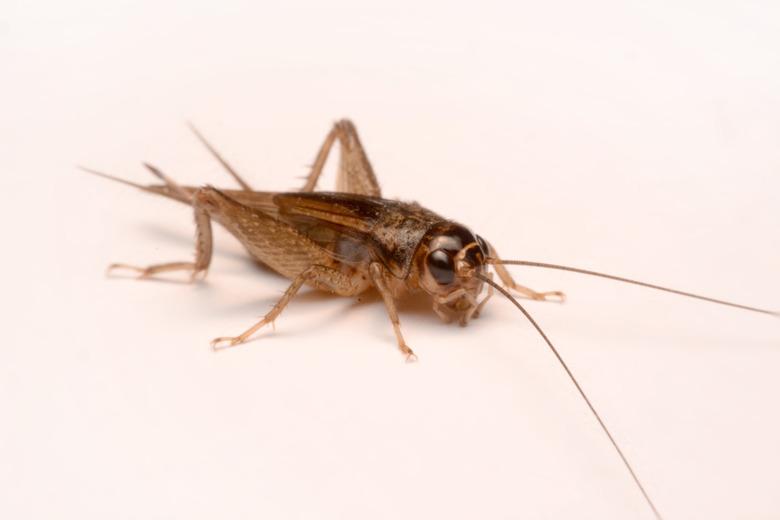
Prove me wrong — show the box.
[2,1,779,519]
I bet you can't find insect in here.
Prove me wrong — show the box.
[85,119,777,520]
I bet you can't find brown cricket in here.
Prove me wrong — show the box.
[86,119,778,520]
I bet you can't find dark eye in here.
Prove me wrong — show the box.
[427,249,455,285]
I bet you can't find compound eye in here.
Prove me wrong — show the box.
[426,249,455,285]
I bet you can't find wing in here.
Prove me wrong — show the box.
[272,192,445,278]
[214,190,280,216]
[149,187,447,278]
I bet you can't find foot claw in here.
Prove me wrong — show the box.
[537,291,566,303]
[106,263,144,277]
[404,351,418,363]
[189,269,208,283]
[211,336,243,351]
[523,290,566,303]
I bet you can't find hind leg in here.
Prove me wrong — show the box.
[107,187,217,281]
[300,119,381,196]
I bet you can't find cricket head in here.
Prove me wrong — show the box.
[415,222,490,325]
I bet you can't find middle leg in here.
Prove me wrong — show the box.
[369,262,417,362]
[210,264,359,349]
[487,241,566,302]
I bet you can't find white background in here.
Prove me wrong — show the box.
[2,1,779,519]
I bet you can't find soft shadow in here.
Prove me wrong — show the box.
[395,293,443,325]
[209,288,445,344]
[214,287,339,316]
[137,222,248,263]
[339,290,444,328]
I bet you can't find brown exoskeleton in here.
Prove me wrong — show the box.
[86,119,777,520]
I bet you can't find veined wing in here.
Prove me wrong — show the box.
[273,192,445,278]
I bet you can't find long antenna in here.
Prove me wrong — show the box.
[488,259,778,317]
[476,272,663,519]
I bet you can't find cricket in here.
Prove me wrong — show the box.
[85,119,778,520]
